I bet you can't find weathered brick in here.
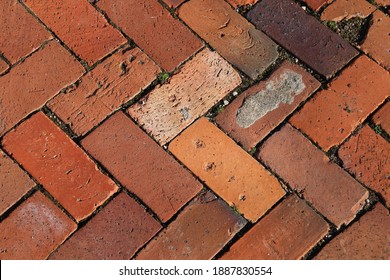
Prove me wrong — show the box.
[49,192,161,260]
[374,0,390,6]
[81,112,202,222]
[0,191,76,260]
[216,62,320,150]
[136,191,247,260]
[0,0,51,64]
[339,126,390,207]
[169,118,285,222]
[227,0,259,8]
[97,0,202,71]
[304,0,332,11]
[258,124,369,228]
[2,112,118,222]
[290,55,390,151]
[247,0,358,78]
[360,10,390,71]
[0,149,35,216]
[373,102,390,134]
[221,195,329,259]
[179,0,278,79]
[0,40,84,136]
[22,0,126,65]
[315,203,390,259]
[128,48,241,145]
[0,58,8,74]
[162,0,186,8]
[48,47,159,136]
[321,0,375,21]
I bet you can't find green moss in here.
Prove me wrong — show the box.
[158,72,170,83]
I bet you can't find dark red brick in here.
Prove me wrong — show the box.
[290,55,390,151]
[2,112,118,222]
[0,191,76,259]
[97,0,202,71]
[315,203,390,259]
[22,0,126,65]
[49,192,161,260]
[136,191,247,260]
[48,47,159,136]
[339,126,390,207]
[373,102,390,134]
[81,112,202,222]
[258,124,369,228]
[0,0,51,64]
[0,149,35,215]
[216,62,320,150]
[247,0,358,78]
[0,40,84,136]
[221,195,329,259]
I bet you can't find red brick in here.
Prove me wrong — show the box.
[22,0,126,65]
[81,112,202,222]
[304,0,332,11]
[375,0,390,6]
[0,40,84,136]
[48,47,159,136]
[339,126,390,207]
[0,58,8,74]
[169,118,284,222]
[97,0,202,71]
[2,112,118,222]
[216,62,320,150]
[315,203,390,259]
[49,192,161,260]
[290,56,390,151]
[227,0,259,8]
[0,149,35,215]
[0,191,76,260]
[162,0,186,8]
[128,48,241,145]
[373,102,390,134]
[221,195,329,259]
[247,0,358,78]
[258,124,369,228]
[0,0,51,64]
[179,0,278,79]
[321,0,375,21]
[136,191,247,260]
[360,10,390,71]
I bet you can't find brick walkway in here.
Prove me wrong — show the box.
[0,0,389,260]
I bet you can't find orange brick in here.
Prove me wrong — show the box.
[179,0,278,79]
[290,55,390,151]
[373,102,390,134]
[321,0,375,21]
[304,0,332,11]
[128,48,241,145]
[2,112,118,222]
[48,47,159,136]
[0,0,51,64]
[315,203,390,259]
[339,126,390,207]
[227,0,259,8]
[221,195,329,259]
[97,0,202,71]
[169,118,285,222]
[0,40,84,136]
[0,149,35,215]
[0,191,76,260]
[22,0,126,65]
[136,191,247,260]
[375,0,390,6]
[162,0,186,8]
[0,58,8,74]
[258,124,369,228]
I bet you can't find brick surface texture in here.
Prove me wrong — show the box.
[162,0,186,8]
[321,0,375,21]
[0,58,9,75]
[304,0,332,11]
[373,103,390,134]
[227,0,259,8]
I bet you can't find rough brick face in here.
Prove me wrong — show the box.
[373,102,390,134]
[290,55,390,151]
[48,47,159,136]
[97,0,203,71]
[216,62,320,150]
[162,0,186,8]
[0,58,9,74]
[0,191,76,260]
[136,191,247,260]
[81,112,202,222]
[169,118,285,222]
[0,40,84,136]
[339,126,390,207]
[258,124,368,228]
[22,0,126,65]
[304,0,332,11]
[247,0,358,78]
[2,112,118,222]
[221,195,329,259]
[227,0,259,8]
[49,192,161,260]
[321,0,375,21]
[128,48,242,145]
